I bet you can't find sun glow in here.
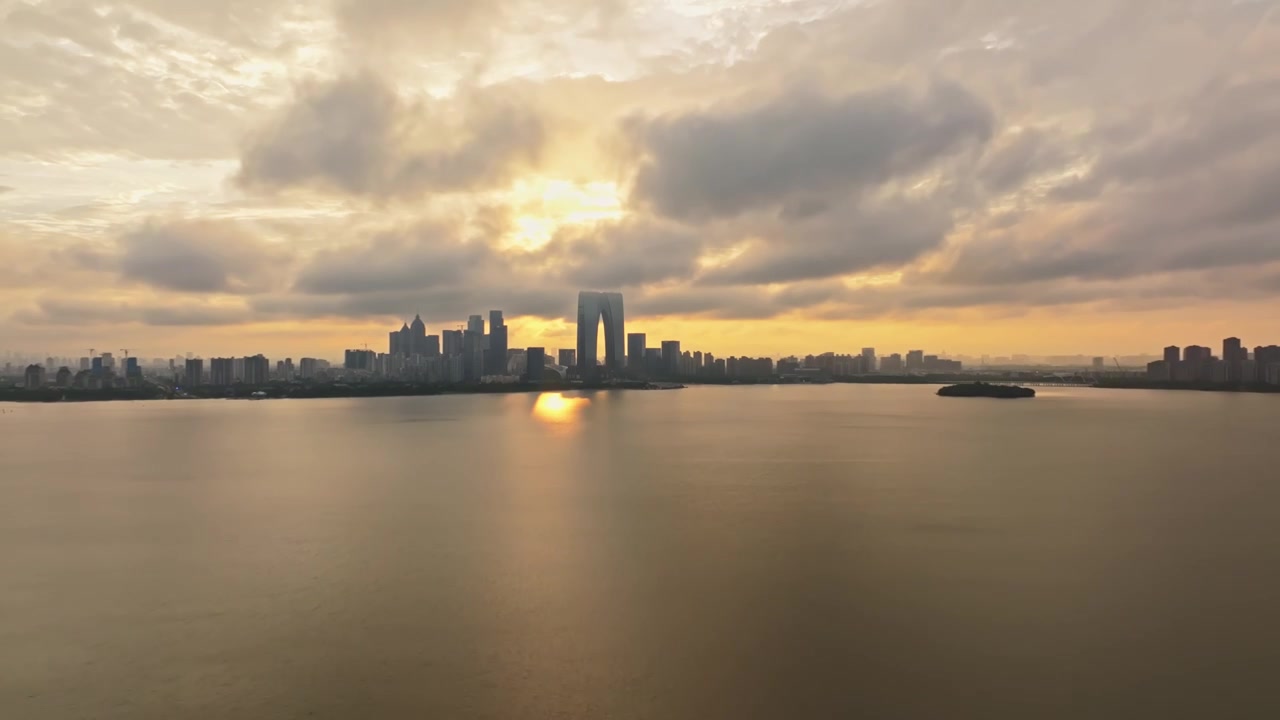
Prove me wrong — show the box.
[503,178,626,249]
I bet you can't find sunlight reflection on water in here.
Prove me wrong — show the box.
[532,392,590,424]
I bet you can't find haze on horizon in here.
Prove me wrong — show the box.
[2,0,1277,360]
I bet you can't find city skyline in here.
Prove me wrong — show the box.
[1,1,1277,359]
[9,288,1280,390]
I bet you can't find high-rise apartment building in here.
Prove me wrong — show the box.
[185,358,204,386]
[299,358,319,379]
[558,349,576,368]
[1224,337,1244,383]
[906,350,924,371]
[210,358,235,386]
[344,349,376,371]
[243,355,270,386]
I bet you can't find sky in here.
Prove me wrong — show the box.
[2,0,1278,361]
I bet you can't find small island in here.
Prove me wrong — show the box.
[937,382,1035,399]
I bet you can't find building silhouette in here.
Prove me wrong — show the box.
[442,330,463,357]
[210,358,234,386]
[24,364,45,388]
[526,347,546,383]
[576,291,625,378]
[243,355,270,386]
[344,349,376,372]
[627,333,646,374]
[409,314,427,355]
[487,310,508,375]
[661,340,681,377]
[185,358,204,386]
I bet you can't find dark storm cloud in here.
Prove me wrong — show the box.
[629,80,993,220]
[117,219,289,294]
[236,74,544,198]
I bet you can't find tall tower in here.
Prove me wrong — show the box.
[576,291,625,379]
[487,310,508,375]
[410,314,427,355]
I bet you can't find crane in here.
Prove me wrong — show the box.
[120,348,130,359]
[1113,357,1122,370]
[87,348,95,358]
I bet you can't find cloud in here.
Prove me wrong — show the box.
[293,223,492,295]
[13,297,248,327]
[540,220,705,288]
[0,185,12,194]
[629,80,993,220]
[237,73,544,198]
[928,74,1280,289]
[117,219,290,294]
[700,195,956,285]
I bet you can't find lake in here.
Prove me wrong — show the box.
[2,385,1278,718]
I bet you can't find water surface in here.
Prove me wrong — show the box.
[3,385,1278,718]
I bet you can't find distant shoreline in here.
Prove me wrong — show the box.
[3,376,1277,404]
[0,381,681,404]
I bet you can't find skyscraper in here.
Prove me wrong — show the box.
[526,347,546,383]
[463,330,484,382]
[409,314,427,355]
[627,333,646,373]
[442,330,463,357]
[861,348,877,373]
[468,315,485,336]
[1163,346,1180,365]
[576,291,626,378]
[558,349,576,367]
[487,310,508,376]
[906,350,924,371]
[661,340,681,377]
[390,323,409,356]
